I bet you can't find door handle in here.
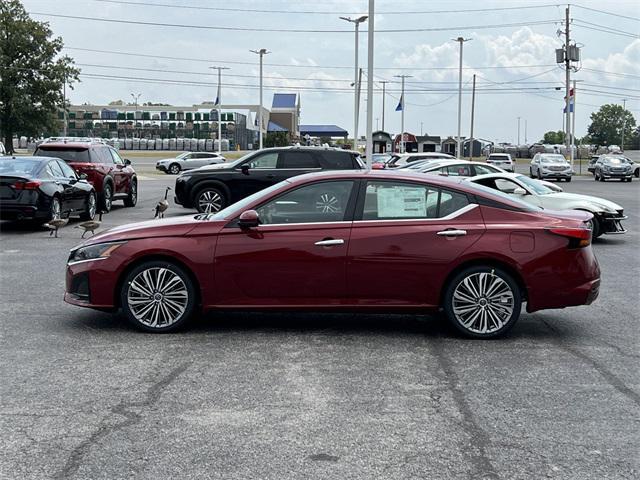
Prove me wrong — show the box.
[266,174,275,179]
[314,239,344,246]
[436,229,467,237]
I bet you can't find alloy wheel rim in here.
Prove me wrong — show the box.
[198,190,222,213]
[316,193,340,213]
[452,272,515,334]
[170,165,179,174]
[131,182,137,203]
[105,187,112,209]
[89,194,96,218]
[127,267,188,328]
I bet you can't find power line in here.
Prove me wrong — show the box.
[85,0,562,16]
[581,68,640,80]
[64,46,558,72]
[31,12,558,34]
[571,4,640,22]
[573,19,640,38]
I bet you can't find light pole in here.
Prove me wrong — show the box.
[250,49,270,149]
[340,15,368,149]
[621,98,627,151]
[364,0,374,169]
[517,116,521,145]
[210,66,230,153]
[453,37,471,159]
[130,93,141,139]
[380,80,388,132]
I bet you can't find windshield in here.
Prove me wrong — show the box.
[465,181,541,212]
[177,152,190,159]
[0,158,42,176]
[35,147,90,163]
[206,180,291,221]
[515,175,554,195]
[540,155,567,163]
[604,157,623,164]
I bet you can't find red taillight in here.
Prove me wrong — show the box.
[547,227,591,248]
[12,181,42,190]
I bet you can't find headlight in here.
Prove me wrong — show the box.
[68,241,126,264]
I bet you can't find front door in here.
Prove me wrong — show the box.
[229,151,284,200]
[214,180,356,306]
[109,148,129,194]
[346,180,485,306]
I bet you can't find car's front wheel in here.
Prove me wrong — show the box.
[169,163,181,175]
[79,191,97,221]
[120,261,197,332]
[101,183,113,212]
[195,187,226,213]
[443,266,521,339]
[124,179,137,207]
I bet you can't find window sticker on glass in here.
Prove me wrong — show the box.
[377,186,427,218]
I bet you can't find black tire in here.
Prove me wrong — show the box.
[627,177,632,182]
[101,182,113,212]
[124,178,137,207]
[443,265,522,339]
[120,260,197,333]
[594,171,599,181]
[599,172,605,182]
[169,163,181,175]
[586,215,601,239]
[529,168,535,178]
[537,170,543,180]
[194,186,226,214]
[565,177,572,182]
[79,191,97,221]
[48,196,62,222]
[635,169,639,178]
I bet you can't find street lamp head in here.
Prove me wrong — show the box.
[340,15,368,24]
[250,49,270,55]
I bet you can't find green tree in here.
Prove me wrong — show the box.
[587,104,636,149]
[541,130,565,144]
[0,0,79,153]
[265,131,289,147]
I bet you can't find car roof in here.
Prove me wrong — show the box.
[260,145,359,155]
[36,142,96,149]
[395,152,454,157]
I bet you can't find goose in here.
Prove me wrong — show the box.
[43,218,69,238]
[75,211,104,238]
[154,187,172,218]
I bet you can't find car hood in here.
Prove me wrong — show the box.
[540,162,570,167]
[190,162,233,172]
[80,215,208,245]
[543,192,622,212]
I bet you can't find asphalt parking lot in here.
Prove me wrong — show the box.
[1,169,639,479]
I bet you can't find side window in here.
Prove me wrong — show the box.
[362,181,440,220]
[319,151,353,169]
[281,151,320,169]
[46,162,63,177]
[494,179,523,194]
[57,160,77,178]
[256,181,353,225]
[109,148,124,165]
[439,190,470,217]
[94,147,113,164]
[247,152,279,169]
[445,164,472,176]
[473,164,495,175]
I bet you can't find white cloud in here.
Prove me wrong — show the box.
[480,27,560,73]
[582,39,640,81]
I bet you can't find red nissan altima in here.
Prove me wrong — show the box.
[65,170,600,338]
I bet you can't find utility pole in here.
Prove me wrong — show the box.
[420,122,423,136]
[376,118,379,130]
[571,80,577,166]
[250,49,270,149]
[469,74,476,160]
[62,76,67,137]
[564,5,571,161]
[454,37,471,159]
[365,0,375,169]
[130,93,141,139]
[380,80,388,132]
[355,68,363,146]
[621,98,627,151]
[517,116,521,145]
[340,15,368,149]
[525,119,528,144]
[394,75,412,153]
[210,66,230,153]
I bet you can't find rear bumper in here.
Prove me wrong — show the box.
[0,202,48,220]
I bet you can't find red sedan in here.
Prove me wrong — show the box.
[65,170,600,338]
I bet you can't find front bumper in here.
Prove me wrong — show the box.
[600,171,632,179]
[64,258,119,310]
[156,164,168,172]
[540,170,573,179]
[598,213,628,234]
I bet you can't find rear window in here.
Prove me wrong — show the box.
[281,151,319,169]
[0,158,42,176]
[319,151,355,169]
[35,147,90,163]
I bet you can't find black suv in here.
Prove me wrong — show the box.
[174,147,363,213]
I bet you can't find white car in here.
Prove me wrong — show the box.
[530,153,573,181]
[486,153,514,172]
[156,152,225,174]
[386,152,455,168]
[467,172,627,238]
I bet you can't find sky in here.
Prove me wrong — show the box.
[22,0,640,144]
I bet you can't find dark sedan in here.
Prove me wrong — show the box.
[0,156,97,223]
[66,170,600,339]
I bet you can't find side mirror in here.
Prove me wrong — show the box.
[238,210,260,228]
[240,164,250,175]
[124,158,131,166]
[513,187,527,195]
[78,173,88,180]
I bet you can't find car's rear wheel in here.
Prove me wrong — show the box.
[195,187,226,214]
[49,196,62,221]
[169,163,181,175]
[124,179,137,207]
[79,191,97,221]
[121,261,196,333]
[443,266,521,339]
[101,183,113,212]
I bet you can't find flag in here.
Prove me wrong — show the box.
[214,81,221,107]
[563,88,574,113]
[395,95,403,112]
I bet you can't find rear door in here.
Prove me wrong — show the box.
[46,160,76,213]
[56,160,86,210]
[346,179,485,306]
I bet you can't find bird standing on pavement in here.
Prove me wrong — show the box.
[75,211,104,238]
[154,187,172,218]
[43,218,69,238]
